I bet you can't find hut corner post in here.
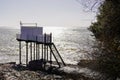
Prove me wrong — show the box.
[50,33,52,66]
[43,33,46,69]
[26,41,28,66]
[19,41,22,65]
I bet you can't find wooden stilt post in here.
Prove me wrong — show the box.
[19,41,22,64]
[34,42,35,60]
[38,44,40,60]
[36,43,37,60]
[47,45,48,61]
[42,44,43,60]
[44,33,46,68]
[50,33,52,66]
[30,42,32,61]
[44,45,46,60]
[35,36,38,60]
[26,42,28,65]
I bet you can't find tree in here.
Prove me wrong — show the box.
[76,0,104,12]
[76,0,120,78]
[89,0,120,79]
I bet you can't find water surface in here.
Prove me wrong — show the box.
[0,27,94,64]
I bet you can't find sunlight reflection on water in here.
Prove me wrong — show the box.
[0,27,95,64]
[43,27,94,64]
[43,27,64,35]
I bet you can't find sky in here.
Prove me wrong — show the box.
[0,0,96,28]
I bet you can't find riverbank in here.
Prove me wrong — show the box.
[78,59,120,80]
[0,62,97,80]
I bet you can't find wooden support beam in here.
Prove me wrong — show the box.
[38,44,40,60]
[44,44,46,69]
[50,33,52,66]
[43,33,46,69]
[47,45,48,61]
[44,45,46,60]
[44,33,46,60]
[50,45,52,66]
[19,41,22,64]
[34,42,35,60]
[42,44,43,59]
[53,43,66,66]
[30,42,32,61]
[48,45,61,68]
[26,42,28,65]
[36,43,37,60]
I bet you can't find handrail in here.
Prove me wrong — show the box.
[48,45,61,67]
[52,43,66,66]
[20,21,37,27]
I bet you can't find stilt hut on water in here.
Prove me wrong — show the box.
[16,22,66,69]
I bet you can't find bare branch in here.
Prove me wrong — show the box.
[76,0,104,12]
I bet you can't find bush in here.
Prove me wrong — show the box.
[89,0,120,78]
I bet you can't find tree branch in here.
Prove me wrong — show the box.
[76,0,104,12]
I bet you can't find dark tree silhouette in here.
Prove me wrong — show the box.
[77,0,120,79]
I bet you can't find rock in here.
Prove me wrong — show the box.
[117,78,120,80]
[5,76,18,80]
[14,72,21,77]
[0,62,98,80]
[28,60,45,70]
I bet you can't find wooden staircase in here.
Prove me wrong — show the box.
[48,43,66,67]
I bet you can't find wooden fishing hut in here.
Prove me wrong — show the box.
[16,22,66,68]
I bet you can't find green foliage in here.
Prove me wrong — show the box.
[89,0,120,78]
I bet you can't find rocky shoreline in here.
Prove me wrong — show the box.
[0,62,96,80]
[0,62,63,80]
